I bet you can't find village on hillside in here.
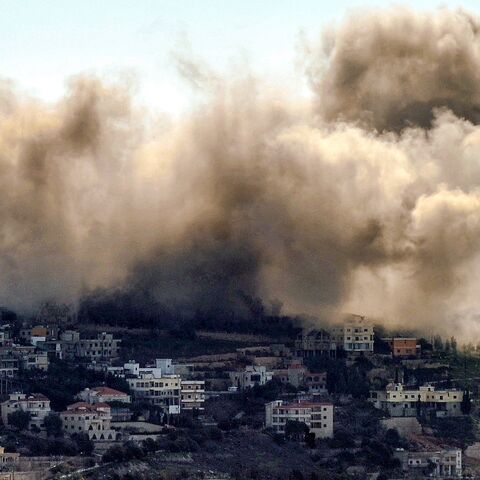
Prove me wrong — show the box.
[0,306,478,479]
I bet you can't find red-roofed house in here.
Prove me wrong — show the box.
[77,386,131,404]
[60,402,118,442]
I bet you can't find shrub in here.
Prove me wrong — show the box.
[102,445,126,463]
[44,413,63,437]
[207,427,223,441]
[329,429,355,449]
[8,411,31,431]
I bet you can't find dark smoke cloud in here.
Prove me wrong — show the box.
[307,7,480,131]
[3,7,480,339]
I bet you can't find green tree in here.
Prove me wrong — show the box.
[44,413,63,437]
[418,338,433,352]
[329,429,355,449]
[433,336,443,351]
[71,433,94,455]
[102,445,125,463]
[123,441,145,460]
[142,437,157,453]
[8,410,30,431]
[461,390,472,415]
[285,420,309,441]
[305,431,316,448]
[384,428,403,447]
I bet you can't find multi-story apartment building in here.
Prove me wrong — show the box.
[19,325,59,345]
[265,400,333,438]
[273,364,327,394]
[77,386,131,404]
[383,338,419,358]
[369,383,463,417]
[0,354,19,378]
[75,332,121,361]
[37,340,63,360]
[60,402,117,441]
[1,392,51,430]
[229,366,273,390]
[294,330,337,358]
[0,346,49,376]
[394,448,462,477]
[331,315,374,354]
[36,331,121,363]
[181,380,205,411]
[127,371,181,414]
[19,351,49,371]
[0,326,13,347]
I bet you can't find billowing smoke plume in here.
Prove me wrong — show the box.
[2,7,480,338]
[308,7,480,131]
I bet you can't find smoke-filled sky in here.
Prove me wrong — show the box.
[2,0,479,114]
[3,2,480,339]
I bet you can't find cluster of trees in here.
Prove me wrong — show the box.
[103,426,225,463]
[7,411,31,431]
[3,431,93,457]
[6,411,93,456]
[313,427,403,475]
[8,411,63,437]
[18,360,130,411]
[427,416,476,447]
[305,357,371,398]
[77,286,300,337]
[432,335,459,353]
[102,441,146,463]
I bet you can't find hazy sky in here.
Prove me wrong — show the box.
[1,0,479,114]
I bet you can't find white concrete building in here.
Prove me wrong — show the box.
[77,386,131,404]
[331,315,374,354]
[123,361,141,377]
[394,448,462,477]
[181,380,205,411]
[1,393,51,431]
[156,358,174,374]
[369,383,463,417]
[229,366,273,390]
[60,402,117,442]
[265,400,333,438]
[127,372,181,414]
